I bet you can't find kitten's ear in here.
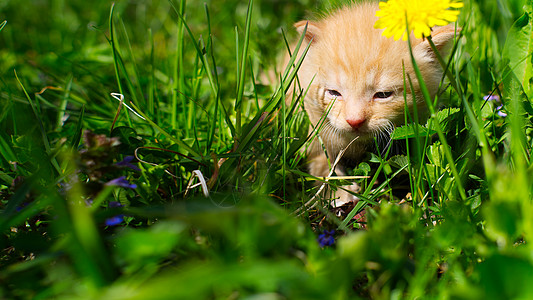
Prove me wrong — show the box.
[294,20,320,43]
[413,24,461,59]
[430,24,461,53]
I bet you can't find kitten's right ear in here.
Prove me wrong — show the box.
[294,20,320,43]
[413,24,461,59]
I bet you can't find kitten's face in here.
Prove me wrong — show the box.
[294,3,458,151]
[311,37,414,142]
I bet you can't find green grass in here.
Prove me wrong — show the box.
[1,0,533,299]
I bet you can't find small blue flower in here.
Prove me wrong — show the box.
[105,176,137,189]
[105,215,124,226]
[116,156,141,171]
[317,229,336,247]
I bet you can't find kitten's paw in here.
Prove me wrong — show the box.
[330,183,360,207]
[309,154,331,178]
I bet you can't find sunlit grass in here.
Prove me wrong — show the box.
[1,0,532,299]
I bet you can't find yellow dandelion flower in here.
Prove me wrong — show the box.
[374,0,463,41]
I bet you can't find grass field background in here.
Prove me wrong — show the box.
[1,0,532,299]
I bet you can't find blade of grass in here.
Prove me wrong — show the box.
[108,3,133,128]
[169,1,236,140]
[172,0,187,131]
[57,166,116,287]
[260,32,313,116]
[0,175,38,227]
[407,35,466,201]
[402,68,424,205]
[507,74,529,174]
[191,54,203,150]
[56,75,72,130]
[0,193,55,233]
[148,28,155,117]
[70,105,85,150]
[404,71,436,212]
[282,70,287,201]
[14,70,62,176]
[235,0,254,135]
[127,101,201,158]
[0,132,18,165]
[233,30,313,154]
[118,17,144,106]
[426,35,496,177]
[339,164,408,229]
[203,3,221,152]
[114,45,140,108]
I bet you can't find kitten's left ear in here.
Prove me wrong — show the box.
[413,24,461,59]
[294,20,321,43]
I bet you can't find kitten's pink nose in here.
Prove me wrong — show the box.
[346,118,366,130]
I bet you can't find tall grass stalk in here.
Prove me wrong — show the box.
[172,0,186,131]
[108,3,132,130]
[14,71,62,176]
[235,0,254,135]
[147,29,155,117]
[203,4,222,153]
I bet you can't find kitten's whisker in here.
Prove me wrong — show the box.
[373,121,395,157]
[382,121,395,156]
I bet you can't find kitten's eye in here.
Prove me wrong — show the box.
[326,89,342,98]
[373,91,393,100]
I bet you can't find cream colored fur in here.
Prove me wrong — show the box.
[286,2,459,206]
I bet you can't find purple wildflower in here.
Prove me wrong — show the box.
[317,230,336,247]
[109,201,123,208]
[496,105,507,117]
[15,202,28,212]
[58,182,72,195]
[105,202,125,226]
[105,176,137,189]
[483,94,500,102]
[105,215,124,226]
[116,156,141,171]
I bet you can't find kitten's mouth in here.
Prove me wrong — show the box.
[340,127,372,139]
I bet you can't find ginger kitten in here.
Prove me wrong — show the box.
[287,2,459,206]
